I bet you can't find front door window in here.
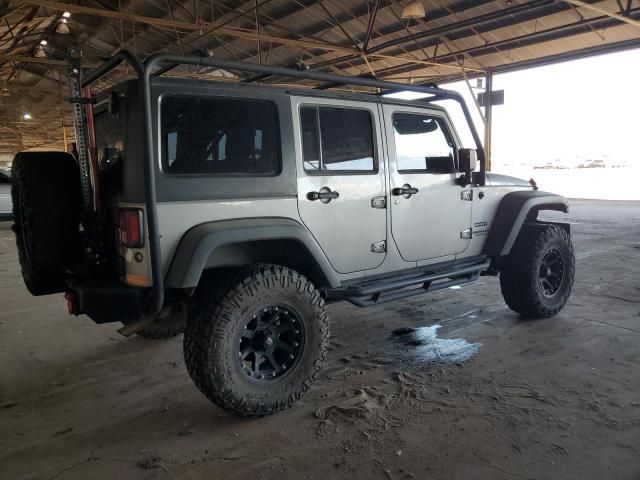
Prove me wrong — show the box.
[393,113,456,173]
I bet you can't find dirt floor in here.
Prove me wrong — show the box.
[1,199,639,480]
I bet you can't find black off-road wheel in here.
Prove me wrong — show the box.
[136,305,187,339]
[184,264,329,417]
[11,152,82,296]
[500,223,575,318]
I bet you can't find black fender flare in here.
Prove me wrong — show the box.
[483,191,569,257]
[165,217,340,289]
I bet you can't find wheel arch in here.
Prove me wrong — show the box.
[165,218,340,291]
[483,191,570,258]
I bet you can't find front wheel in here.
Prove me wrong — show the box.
[184,264,329,417]
[500,224,575,318]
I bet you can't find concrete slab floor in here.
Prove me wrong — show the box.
[1,199,639,480]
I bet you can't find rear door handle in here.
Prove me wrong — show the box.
[307,187,339,203]
[392,184,419,197]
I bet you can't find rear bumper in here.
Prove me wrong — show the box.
[71,285,147,324]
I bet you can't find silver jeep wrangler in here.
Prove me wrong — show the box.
[11,51,574,416]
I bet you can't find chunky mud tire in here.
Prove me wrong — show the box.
[500,223,574,318]
[137,305,186,339]
[184,264,329,417]
[11,152,82,296]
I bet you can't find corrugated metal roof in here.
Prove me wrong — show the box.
[0,0,638,153]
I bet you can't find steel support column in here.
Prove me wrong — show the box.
[484,70,493,172]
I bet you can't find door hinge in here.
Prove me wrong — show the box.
[460,228,472,240]
[371,240,386,253]
[461,190,473,201]
[371,196,386,209]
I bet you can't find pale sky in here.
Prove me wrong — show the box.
[443,48,640,167]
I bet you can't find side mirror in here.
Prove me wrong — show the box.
[458,148,478,173]
[456,148,478,187]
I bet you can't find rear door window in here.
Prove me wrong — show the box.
[300,106,375,173]
[161,96,280,175]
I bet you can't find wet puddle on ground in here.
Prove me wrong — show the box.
[317,324,481,426]
[387,325,481,365]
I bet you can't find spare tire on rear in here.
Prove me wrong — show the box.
[11,152,83,296]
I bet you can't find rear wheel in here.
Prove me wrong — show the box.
[184,264,329,416]
[11,152,82,295]
[500,224,574,318]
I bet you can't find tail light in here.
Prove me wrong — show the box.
[118,208,144,248]
[64,292,77,316]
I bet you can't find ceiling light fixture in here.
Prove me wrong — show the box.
[56,18,70,34]
[62,11,71,18]
[23,113,32,120]
[401,1,426,19]
[40,39,47,46]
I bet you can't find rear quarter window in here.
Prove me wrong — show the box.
[160,96,280,176]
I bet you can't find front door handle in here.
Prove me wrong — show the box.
[307,187,339,204]
[392,184,419,198]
